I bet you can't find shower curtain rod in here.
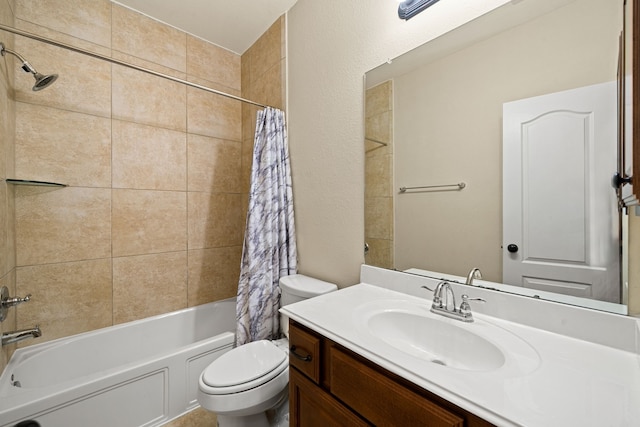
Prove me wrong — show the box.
[0,23,271,109]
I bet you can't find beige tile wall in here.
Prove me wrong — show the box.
[0,0,285,377]
[364,81,393,269]
[241,17,286,192]
[0,0,17,372]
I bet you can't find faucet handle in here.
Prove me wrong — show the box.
[1,293,32,308]
[459,294,485,319]
[461,294,485,304]
[0,286,32,322]
[421,285,442,307]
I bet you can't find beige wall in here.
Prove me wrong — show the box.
[0,0,285,374]
[287,0,511,286]
[364,80,393,269]
[0,0,16,372]
[393,0,620,282]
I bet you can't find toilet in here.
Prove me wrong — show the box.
[197,274,337,427]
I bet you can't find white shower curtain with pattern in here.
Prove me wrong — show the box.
[235,107,297,346]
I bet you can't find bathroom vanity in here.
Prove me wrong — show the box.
[288,321,492,426]
[281,266,640,427]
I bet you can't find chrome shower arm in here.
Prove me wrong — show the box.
[0,42,30,70]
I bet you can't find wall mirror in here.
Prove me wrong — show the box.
[364,0,639,314]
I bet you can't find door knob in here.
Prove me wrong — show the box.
[507,244,519,253]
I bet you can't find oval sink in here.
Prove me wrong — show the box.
[367,311,506,372]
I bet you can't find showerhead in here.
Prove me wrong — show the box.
[0,42,58,91]
[32,71,58,91]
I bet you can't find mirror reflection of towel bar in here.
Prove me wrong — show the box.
[399,182,466,193]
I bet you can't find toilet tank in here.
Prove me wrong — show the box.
[279,274,337,338]
[279,274,337,307]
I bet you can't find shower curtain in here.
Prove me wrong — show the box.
[235,107,297,346]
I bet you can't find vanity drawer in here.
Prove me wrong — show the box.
[330,346,464,427]
[288,322,321,383]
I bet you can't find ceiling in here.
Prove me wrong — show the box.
[113,0,299,54]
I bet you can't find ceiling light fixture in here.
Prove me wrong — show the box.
[397,0,441,20]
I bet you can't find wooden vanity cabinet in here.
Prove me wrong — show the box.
[288,321,495,427]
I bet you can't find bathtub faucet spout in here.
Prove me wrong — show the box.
[2,325,41,346]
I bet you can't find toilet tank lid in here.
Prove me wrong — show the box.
[279,274,337,297]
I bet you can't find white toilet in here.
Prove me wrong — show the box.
[197,274,337,427]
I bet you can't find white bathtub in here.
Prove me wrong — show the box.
[0,298,236,427]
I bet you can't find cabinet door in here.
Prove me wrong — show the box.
[290,368,370,427]
[330,347,464,427]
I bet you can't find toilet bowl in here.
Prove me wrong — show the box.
[197,274,337,427]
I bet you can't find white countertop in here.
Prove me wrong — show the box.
[281,282,640,427]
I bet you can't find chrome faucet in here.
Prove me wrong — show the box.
[2,326,41,346]
[433,280,457,311]
[422,281,485,322]
[465,268,482,286]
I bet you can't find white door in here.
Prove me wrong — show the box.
[502,81,620,303]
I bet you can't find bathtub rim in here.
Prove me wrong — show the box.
[3,297,236,375]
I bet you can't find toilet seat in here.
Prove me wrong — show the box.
[201,340,288,395]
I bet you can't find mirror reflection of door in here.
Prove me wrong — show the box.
[502,81,620,302]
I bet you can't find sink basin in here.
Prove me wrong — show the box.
[355,299,540,374]
[368,311,505,371]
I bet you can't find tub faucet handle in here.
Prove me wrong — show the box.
[1,293,32,308]
[0,286,32,322]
